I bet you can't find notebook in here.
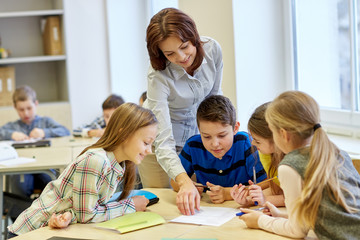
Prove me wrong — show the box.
[12,139,51,149]
[96,211,165,233]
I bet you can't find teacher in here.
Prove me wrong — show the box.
[143,7,223,215]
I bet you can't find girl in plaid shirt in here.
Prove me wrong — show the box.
[8,103,158,238]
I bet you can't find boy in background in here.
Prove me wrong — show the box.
[171,95,267,204]
[0,85,70,141]
[73,94,124,138]
[0,85,70,198]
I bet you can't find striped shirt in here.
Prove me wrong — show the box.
[179,132,267,187]
[8,148,135,235]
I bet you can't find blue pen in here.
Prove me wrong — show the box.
[236,207,265,216]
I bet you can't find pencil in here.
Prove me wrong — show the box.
[244,176,278,190]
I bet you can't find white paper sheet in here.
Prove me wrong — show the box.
[0,157,36,166]
[170,206,238,226]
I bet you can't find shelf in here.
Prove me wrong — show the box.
[0,9,63,18]
[0,55,66,64]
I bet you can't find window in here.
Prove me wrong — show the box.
[291,0,360,135]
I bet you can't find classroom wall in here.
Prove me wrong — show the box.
[63,0,111,128]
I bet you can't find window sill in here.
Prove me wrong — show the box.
[328,134,360,160]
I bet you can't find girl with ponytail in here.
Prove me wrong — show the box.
[239,91,360,239]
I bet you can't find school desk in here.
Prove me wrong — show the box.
[11,188,318,240]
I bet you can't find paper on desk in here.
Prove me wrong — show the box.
[0,157,36,166]
[170,207,238,226]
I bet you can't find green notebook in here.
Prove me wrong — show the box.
[96,211,165,233]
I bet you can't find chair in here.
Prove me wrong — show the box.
[138,153,170,188]
[3,192,33,239]
[352,159,360,175]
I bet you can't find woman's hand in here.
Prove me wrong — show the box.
[132,195,149,212]
[176,174,201,215]
[205,182,226,204]
[48,212,72,229]
[230,184,252,206]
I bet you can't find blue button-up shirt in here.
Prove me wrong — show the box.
[179,132,267,187]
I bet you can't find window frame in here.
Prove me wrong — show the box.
[290,0,360,137]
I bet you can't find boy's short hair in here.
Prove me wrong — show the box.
[196,95,236,128]
[13,85,37,105]
[102,94,125,110]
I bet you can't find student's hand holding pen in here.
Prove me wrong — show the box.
[230,184,253,207]
[247,180,266,206]
[205,182,226,204]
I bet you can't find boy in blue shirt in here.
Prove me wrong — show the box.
[0,85,70,141]
[0,85,70,198]
[171,95,266,204]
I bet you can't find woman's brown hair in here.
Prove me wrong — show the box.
[146,8,205,73]
[80,102,158,201]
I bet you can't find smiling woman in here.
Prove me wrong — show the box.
[142,7,224,215]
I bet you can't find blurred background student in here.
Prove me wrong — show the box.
[73,94,124,138]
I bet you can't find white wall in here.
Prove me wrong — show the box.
[233,0,288,130]
[63,0,111,128]
[106,0,150,104]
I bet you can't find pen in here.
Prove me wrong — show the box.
[235,207,265,216]
[194,183,211,191]
[252,166,258,205]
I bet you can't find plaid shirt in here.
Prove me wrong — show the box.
[8,148,135,235]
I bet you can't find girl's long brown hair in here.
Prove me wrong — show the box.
[146,8,205,73]
[248,102,284,195]
[265,91,357,228]
[80,103,158,200]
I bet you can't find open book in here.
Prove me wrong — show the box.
[96,211,165,233]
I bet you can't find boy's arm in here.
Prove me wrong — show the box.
[0,122,21,140]
[42,117,70,138]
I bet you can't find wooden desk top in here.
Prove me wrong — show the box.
[12,188,317,240]
[0,147,72,173]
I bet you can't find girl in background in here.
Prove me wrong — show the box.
[8,103,158,238]
[143,7,223,215]
[231,102,285,207]
[239,91,360,239]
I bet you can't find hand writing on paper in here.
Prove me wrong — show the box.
[132,195,149,211]
[11,131,29,141]
[48,212,72,229]
[205,182,226,204]
[29,128,45,139]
